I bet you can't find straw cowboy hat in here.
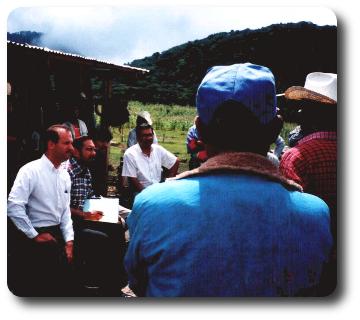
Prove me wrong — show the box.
[137,111,153,125]
[284,72,337,104]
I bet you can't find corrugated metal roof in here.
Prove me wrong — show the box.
[7,40,149,73]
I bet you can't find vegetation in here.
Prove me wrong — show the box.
[8,22,337,123]
[126,22,336,121]
[108,101,296,174]
[8,23,330,170]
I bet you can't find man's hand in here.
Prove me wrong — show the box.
[64,240,74,264]
[83,211,103,221]
[167,158,180,178]
[33,232,57,244]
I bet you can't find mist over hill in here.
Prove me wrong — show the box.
[7,31,43,46]
[7,31,81,55]
[8,22,337,117]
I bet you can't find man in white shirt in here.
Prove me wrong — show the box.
[122,123,179,193]
[7,124,75,296]
[127,111,158,148]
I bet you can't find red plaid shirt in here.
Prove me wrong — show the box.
[280,131,337,207]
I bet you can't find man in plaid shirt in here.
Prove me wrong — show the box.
[68,136,128,294]
[280,72,337,221]
[280,72,337,296]
[68,142,94,214]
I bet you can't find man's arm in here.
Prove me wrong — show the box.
[159,146,179,178]
[8,166,59,245]
[165,158,179,178]
[70,207,103,220]
[70,207,86,218]
[128,177,145,193]
[64,240,74,264]
[279,151,307,188]
[122,152,144,191]
[7,166,39,239]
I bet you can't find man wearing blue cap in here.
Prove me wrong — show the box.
[124,63,333,297]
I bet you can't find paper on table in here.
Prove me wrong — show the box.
[83,197,119,223]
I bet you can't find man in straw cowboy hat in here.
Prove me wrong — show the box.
[280,72,337,232]
[127,111,158,148]
[280,72,337,295]
[124,63,332,297]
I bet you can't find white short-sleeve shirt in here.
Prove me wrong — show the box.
[122,144,177,189]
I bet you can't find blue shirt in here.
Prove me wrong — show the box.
[124,153,332,297]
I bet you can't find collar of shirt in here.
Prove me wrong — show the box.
[41,154,62,173]
[298,131,337,145]
[170,151,302,192]
[68,157,88,176]
[136,143,153,157]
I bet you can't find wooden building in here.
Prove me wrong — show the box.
[7,40,149,193]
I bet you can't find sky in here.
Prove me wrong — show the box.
[7,5,337,65]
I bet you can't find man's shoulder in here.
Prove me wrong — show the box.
[19,157,43,172]
[282,136,335,163]
[135,178,197,203]
[288,190,330,217]
[128,128,136,135]
[124,144,140,155]
[151,143,175,156]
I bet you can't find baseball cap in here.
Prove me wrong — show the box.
[196,63,277,125]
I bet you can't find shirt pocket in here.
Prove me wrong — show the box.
[61,178,72,206]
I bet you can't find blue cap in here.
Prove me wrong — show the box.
[196,63,277,125]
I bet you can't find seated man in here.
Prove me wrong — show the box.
[122,123,179,193]
[67,136,128,294]
[7,124,75,296]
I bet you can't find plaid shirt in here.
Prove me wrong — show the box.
[280,131,336,207]
[67,157,93,210]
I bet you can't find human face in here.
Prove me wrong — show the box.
[52,129,74,163]
[138,128,154,149]
[80,139,97,163]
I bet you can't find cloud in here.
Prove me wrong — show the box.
[7,6,337,64]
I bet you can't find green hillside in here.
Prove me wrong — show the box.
[126,22,336,113]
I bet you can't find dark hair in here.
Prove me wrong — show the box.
[136,116,149,126]
[92,126,113,143]
[135,123,153,137]
[73,136,93,151]
[199,100,282,154]
[43,124,71,151]
[297,101,337,132]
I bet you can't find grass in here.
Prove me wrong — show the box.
[109,101,196,174]
[108,101,297,175]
